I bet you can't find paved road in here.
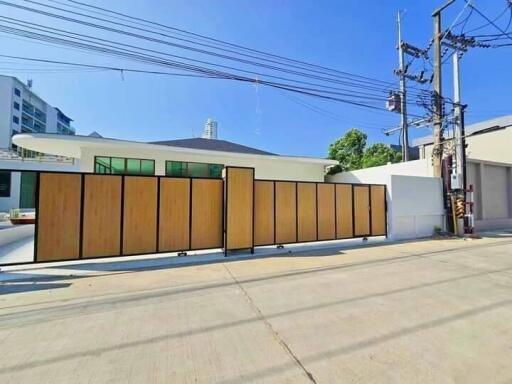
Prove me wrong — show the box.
[1,234,511,383]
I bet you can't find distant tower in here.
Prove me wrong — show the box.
[202,118,218,139]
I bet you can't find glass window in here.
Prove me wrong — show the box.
[126,158,140,174]
[94,157,155,175]
[140,160,154,175]
[110,158,125,174]
[20,172,36,208]
[209,164,223,178]
[165,161,223,178]
[188,162,209,177]
[95,157,110,174]
[13,102,20,110]
[0,171,11,197]
[14,88,20,97]
[166,161,184,177]
[12,116,19,124]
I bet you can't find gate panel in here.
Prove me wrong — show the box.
[354,185,370,236]
[226,167,254,250]
[371,185,386,236]
[254,180,274,246]
[123,176,158,255]
[297,183,317,242]
[191,179,223,249]
[159,178,190,252]
[37,173,81,262]
[275,181,297,244]
[82,175,122,258]
[317,183,336,240]
[336,184,353,238]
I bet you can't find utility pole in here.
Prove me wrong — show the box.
[397,11,409,161]
[431,0,454,177]
[452,51,465,190]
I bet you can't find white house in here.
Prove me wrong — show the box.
[12,133,337,182]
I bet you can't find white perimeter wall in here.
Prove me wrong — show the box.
[327,159,444,240]
[80,147,327,182]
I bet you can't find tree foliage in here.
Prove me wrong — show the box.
[362,143,402,168]
[327,129,367,174]
[327,128,401,174]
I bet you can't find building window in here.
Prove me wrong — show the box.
[0,171,11,197]
[12,116,19,125]
[94,156,155,175]
[14,88,20,97]
[13,102,20,110]
[165,161,223,178]
[20,172,36,208]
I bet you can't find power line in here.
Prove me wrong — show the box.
[466,1,512,43]
[18,0,403,91]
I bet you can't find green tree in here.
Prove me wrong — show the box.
[362,143,402,168]
[327,128,367,174]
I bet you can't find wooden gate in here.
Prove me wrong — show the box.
[5,166,387,265]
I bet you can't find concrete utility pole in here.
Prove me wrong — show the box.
[431,0,455,178]
[452,51,466,190]
[397,11,409,161]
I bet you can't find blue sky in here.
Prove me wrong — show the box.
[1,0,510,157]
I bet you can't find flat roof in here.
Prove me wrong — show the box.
[12,133,338,166]
[413,115,512,146]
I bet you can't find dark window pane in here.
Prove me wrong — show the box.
[12,116,19,124]
[13,102,20,110]
[111,158,125,174]
[14,88,20,97]
[188,163,209,177]
[167,161,184,176]
[140,160,154,175]
[126,158,140,174]
[0,171,11,197]
[209,164,223,178]
[20,172,36,208]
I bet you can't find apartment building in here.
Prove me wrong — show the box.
[0,76,78,211]
[0,75,75,149]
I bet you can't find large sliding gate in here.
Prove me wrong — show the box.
[16,166,386,264]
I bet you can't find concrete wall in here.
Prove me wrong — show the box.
[390,175,444,240]
[466,160,512,231]
[327,160,444,240]
[80,146,328,182]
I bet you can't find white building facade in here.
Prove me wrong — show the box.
[13,134,337,182]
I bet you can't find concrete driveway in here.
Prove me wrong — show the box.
[0,234,511,383]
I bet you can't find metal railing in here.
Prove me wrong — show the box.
[0,148,75,163]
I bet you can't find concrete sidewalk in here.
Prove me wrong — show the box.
[0,233,511,383]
